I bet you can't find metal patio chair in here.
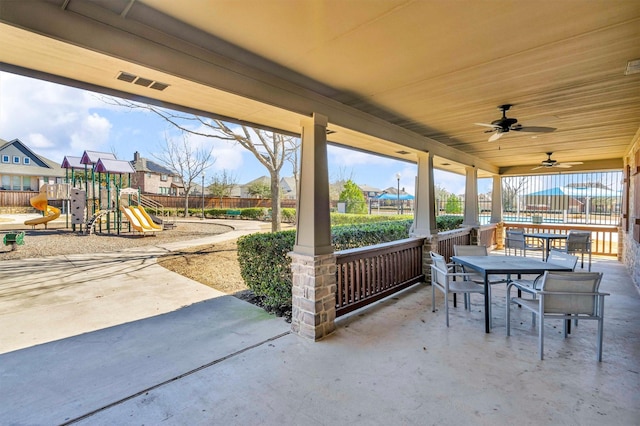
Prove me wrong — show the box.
[506,271,608,361]
[505,229,544,258]
[430,251,485,327]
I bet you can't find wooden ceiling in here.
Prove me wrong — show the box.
[1,0,639,176]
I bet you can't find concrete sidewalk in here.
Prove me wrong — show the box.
[0,220,268,353]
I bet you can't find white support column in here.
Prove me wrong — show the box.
[490,175,503,223]
[463,166,479,227]
[411,152,437,237]
[294,114,332,256]
[290,113,336,341]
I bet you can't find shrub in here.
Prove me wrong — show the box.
[281,208,297,223]
[237,230,296,314]
[330,213,412,226]
[331,220,412,251]
[240,207,267,220]
[436,215,463,231]
[206,208,228,218]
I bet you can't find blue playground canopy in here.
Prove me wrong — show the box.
[377,193,414,200]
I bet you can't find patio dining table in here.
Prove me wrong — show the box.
[524,232,568,260]
[451,255,574,333]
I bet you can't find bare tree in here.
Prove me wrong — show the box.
[209,170,238,207]
[502,176,529,212]
[102,98,298,232]
[154,132,215,216]
[329,166,355,200]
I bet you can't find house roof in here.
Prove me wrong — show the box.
[0,138,64,177]
[359,184,382,193]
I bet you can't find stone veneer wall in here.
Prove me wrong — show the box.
[623,135,640,291]
[289,252,337,340]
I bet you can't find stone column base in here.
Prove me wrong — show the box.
[289,252,337,341]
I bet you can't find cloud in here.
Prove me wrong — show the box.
[328,145,395,167]
[0,72,113,161]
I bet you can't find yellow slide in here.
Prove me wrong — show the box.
[120,206,160,235]
[133,206,163,230]
[24,190,61,228]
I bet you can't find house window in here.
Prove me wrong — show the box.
[160,174,168,181]
[12,176,21,190]
[13,156,20,164]
[23,176,32,191]
[23,157,30,165]
[1,175,10,189]
[1,155,8,163]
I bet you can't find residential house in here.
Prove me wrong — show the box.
[240,175,297,199]
[358,184,383,201]
[130,151,183,196]
[0,138,65,191]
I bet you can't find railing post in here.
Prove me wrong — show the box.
[495,222,505,250]
[422,234,439,284]
[290,252,337,340]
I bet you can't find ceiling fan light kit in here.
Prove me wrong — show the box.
[531,152,584,170]
[475,104,556,142]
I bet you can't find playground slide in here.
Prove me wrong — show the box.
[120,206,159,234]
[24,191,61,227]
[134,206,163,230]
[129,206,158,231]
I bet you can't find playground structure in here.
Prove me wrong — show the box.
[24,150,174,235]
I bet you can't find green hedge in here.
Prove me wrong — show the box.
[240,207,267,220]
[237,230,296,314]
[330,213,413,226]
[331,220,413,251]
[436,215,463,231]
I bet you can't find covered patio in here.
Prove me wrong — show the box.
[0,252,637,424]
[1,0,638,341]
[0,4,639,422]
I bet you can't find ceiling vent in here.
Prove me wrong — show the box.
[116,72,170,91]
[395,150,410,155]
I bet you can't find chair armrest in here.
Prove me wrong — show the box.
[537,291,610,296]
[508,280,539,295]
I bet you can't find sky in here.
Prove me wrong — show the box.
[0,71,488,195]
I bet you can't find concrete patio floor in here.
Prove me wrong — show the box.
[0,231,638,424]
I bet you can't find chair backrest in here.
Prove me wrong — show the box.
[546,249,578,270]
[540,272,603,314]
[430,251,448,285]
[567,231,591,252]
[505,229,525,249]
[454,245,488,256]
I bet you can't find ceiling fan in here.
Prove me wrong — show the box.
[475,104,556,142]
[532,152,583,170]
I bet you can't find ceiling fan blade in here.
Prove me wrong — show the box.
[515,126,556,133]
[555,164,573,168]
[488,132,502,142]
[474,122,499,128]
[531,165,545,170]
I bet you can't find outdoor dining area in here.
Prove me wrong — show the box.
[430,237,616,362]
